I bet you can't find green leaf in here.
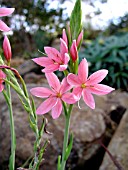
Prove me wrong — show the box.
[64,133,73,161]
[29,117,37,133]
[57,155,61,170]
[70,0,82,40]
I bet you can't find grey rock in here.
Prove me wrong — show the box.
[99,110,128,170]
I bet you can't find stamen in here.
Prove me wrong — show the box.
[81,83,86,88]
[78,100,82,109]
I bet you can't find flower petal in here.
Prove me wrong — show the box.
[0,8,14,17]
[0,70,6,79]
[60,38,68,60]
[62,29,68,45]
[3,35,12,61]
[78,58,88,83]
[67,73,80,86]
[44,47,62,63]
[83,89,95,109]
[30,87,53,98]
[51,99,62,119]
[64,53,70,64]
[59,64,67,71]
[0,84,4,92]
[87,69,108,85]
[70,40,78,62]
[62,92,78,104]
[42,64,59,73]
[32,57,53,67]
[45,72,61,91]
[0,20,10,31]
[36,97,57,115]
[73,87,83,99]
[87,84,115,95]
[76,30,83,47]
[60,77,72,94]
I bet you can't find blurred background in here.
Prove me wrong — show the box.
[0,0,128,90]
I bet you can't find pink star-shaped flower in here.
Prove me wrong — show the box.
[0,8,15,32]
[0,70,6,92]
[32,38,70,73]
[30,73,77,119]
[67,58,115,109]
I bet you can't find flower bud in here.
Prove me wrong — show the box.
[3,35,12,62]
[76,30,83,47]
[70,40,78,62]
[62,29,68,46]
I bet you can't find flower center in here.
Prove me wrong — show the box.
[57,93,62,98]
[81,83,86,88]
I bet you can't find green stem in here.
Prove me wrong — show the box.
[3,79,16,170]
[61,104,73,170]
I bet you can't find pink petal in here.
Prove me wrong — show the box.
[64,53,70,64]
[67,73,80,86]
[0,84,4,92]
[62,92,78,104]
[0,20,10,31]
[76,30,83,47]
[60,38,68,60]
[78,58,88,83]
[42,64,59,73]
[3,35,12,61]
[87,84,115,95]
[60,77,72,94]
[51,99,62,119]
[0,70,6,79]
[87,69,108,85]
[36,97,57,115]
[62,29,68,45]
[73,87,83,99]
[30,87,53,98]
[83,89,95,109]
[44,47,62,63]
[0,8,14,17]
[59,64,67,71]
[32,57,53,67]
[70,40,78,62]
[45,72,61,91]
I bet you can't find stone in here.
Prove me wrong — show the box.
[0,82,128,169]
[99,110,128,170]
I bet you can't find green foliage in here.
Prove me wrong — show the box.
[70,0,82,40]
[79,33,128,90]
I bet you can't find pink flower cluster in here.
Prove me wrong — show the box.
[0,7,14,92]
[31,30,114,119]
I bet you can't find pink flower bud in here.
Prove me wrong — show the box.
[3,35,12,62]
[62,29,68,46]
[70,40,78,62]
[76,30,83,47]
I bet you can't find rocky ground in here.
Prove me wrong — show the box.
[0,60,128,170]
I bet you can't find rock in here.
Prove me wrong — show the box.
[99,110,128,170]
[0,83,128,170]
[17,60,39,77]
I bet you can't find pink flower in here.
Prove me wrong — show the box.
[32,38,70,73]
[67,58,115,109]
[0,8,15,32]
[3,35,12,61]
[30,73,77,119]
[0,70,6,92]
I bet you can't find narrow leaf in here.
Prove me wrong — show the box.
[70,0,82,40]
[64,133,73,161]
